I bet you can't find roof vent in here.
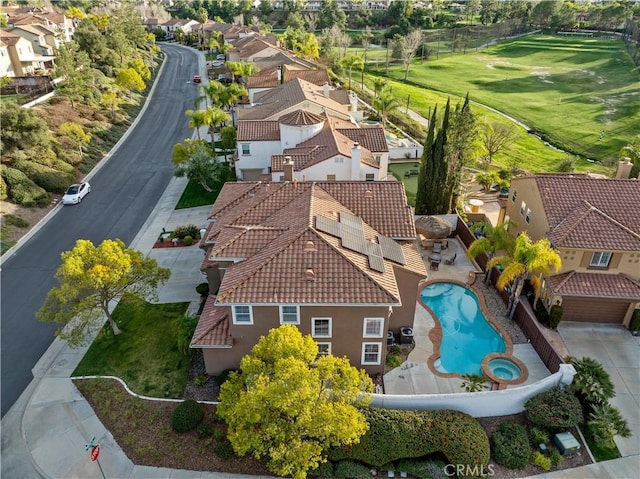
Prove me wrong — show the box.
[304,240,317,253]
[304,268,316,281]
[364,189,373,199]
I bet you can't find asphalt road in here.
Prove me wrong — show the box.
[0,44,201,417]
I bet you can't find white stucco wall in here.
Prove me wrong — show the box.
[280,121,325,150]
[235,140,281,179]
[271,155,380,182]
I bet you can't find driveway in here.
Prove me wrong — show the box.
[558,322,640,457]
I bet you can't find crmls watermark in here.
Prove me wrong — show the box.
[444,464,496,477]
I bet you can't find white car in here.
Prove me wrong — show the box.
[62,182,91,205]
[210,60,224,68]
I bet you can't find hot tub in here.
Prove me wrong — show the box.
[481,353,528,387]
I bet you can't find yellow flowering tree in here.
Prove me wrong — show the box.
[37,239,170,346]
[217,325,373,479]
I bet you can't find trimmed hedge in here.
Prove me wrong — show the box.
[334,460,372,479]
[309,460,335,478]
[1,165,48,206]
[329,408,490,468]
[171,399,203,432]
[525,386,583,429]
[491,421,530,469]
[396,459,449,479]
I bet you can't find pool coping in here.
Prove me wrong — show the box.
[417,278,515,381]
[481,353,529,388]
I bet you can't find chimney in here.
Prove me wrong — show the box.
[351,142,361,180]
[616,157,633,179]
[283,156,294,182]
[277,64,283,84]
[304,268,316,281]
[323,82,330,99]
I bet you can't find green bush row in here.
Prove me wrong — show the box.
[14,159,75,193]
[328,408,490,468]
[525,386,583,429]
[1,165,48,206]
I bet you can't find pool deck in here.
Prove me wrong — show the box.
[383,236,551,395]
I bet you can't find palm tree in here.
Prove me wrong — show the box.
[588,403,631,442]
[489,233,562,320]
[467,221,516,285]
[570,357,616,407]
[339,55,364,91]
[205,106,232,148]
[185,109,208,140]
[226,61,259,83]
[373,77,387,98]
[374,87,400,124]
[198,81,224,108]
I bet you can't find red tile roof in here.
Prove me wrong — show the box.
[202,181,424,306]
[278,110,324,126]
[547,271,640,300]
[338,126,389,153]
[237,121,280,141]
[190,296,233,347]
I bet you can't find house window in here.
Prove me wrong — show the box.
[232,305,253,324]
[375,155,381,163]
[279,175,284,181]
[365,173,375,181]
[525,208,532,224]
[590,251,612,268]
[520,201,527,217]
[279,305,300,324]
[511,190,517,203]
[241,144,250,155]
[317,342,331,356]
[361,342,382,365]
[326,174,336,181]
[335,157,344,163]
[363,318,384,338]
[312,317,332,338]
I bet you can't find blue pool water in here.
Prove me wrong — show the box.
[421,282,506,375]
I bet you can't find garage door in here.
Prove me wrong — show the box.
[561,298,630,323]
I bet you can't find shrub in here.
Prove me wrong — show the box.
[214,368,237,387]
[214,429,226,441]
[549,304,563,329]
[386,353,402,368]
[0,175,7,200]
[214,439,236,460]
[171,223,200,240]
[396,459,449,479]
[531,451,552,471]
[334,460,372,478]
[309,460,335,478]
[1,166,48,206]
[171,399,204,432]
[194,374,208,387]
[629,309,640,332]
[183,235,193,246]
[549,448,562,467]
[557,157,575,172]
[196,282,209,296]
[173,314,199,355]
[197,422,213,438]
[14,159,75,193]
[525,386,583,429]
[570,357,615,407]
[4,214,29,228]
[491,422,530,469]
[529,427,549,447]
[329,408,490,468]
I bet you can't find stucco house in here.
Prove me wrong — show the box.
[0,29,46,76]
[505,166,640,325]
[227,35,282,63]
[246,63,330,103]
[191,181,427,376]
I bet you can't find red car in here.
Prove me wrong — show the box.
[192,74,202,83]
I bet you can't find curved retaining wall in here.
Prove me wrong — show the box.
[370,364,576,417]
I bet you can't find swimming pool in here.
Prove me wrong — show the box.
[421,282,506,376]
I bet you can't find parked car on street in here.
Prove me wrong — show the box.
[62,182,91,205]
[193,74,202,83]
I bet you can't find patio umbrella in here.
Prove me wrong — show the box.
[415,215,452,239]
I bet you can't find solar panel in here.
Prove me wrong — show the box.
[365,240,383,258]
[315,215,340,237]
[339,211,363,229]
[377,235,406,265]
[341,224,367,253]
[368,254,385,273]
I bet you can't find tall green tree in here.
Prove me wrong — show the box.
[373,87,400,122]
[185,109,209,140]
[115,68,146,93]
[489,233,562,320]
[59,122,92,158]
[217,325,373,479]
[54,41,93,109]
[37,239,170,346]
[446,93,478,210]
[318,0,347,30]
[415,99,452,215]
[0,102,52,154]
[172,140,229,191]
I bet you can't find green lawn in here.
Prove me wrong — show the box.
[175,176,227,209]
[376,35,639,163]
[73,294,190,398]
